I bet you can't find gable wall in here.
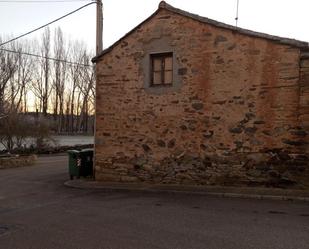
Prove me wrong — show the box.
[95,9,308,187]
[300,56,309,135]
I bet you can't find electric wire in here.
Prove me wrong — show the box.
[0,48,92,67]
[0,1,96,47]
[0,0,90,2]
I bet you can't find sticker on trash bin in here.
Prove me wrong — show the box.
[77,158,81,167]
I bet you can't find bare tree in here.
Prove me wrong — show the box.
[1,28,95,138]
[67,40,85,133]
[8,41,34,112]
[31,28,51,116]
[77,53,95,133]
[0,37,17,114]
[52,27,67,133]
[42,28,51,116]
[18,42,34,113]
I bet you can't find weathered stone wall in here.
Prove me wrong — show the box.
[300,54,309,143]
[95,9,309,188]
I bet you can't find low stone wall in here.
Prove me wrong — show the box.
[0,144,93,155]
[0,155,37,169]
[95,151,309,189]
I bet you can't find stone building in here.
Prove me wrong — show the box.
[92,1,309,188]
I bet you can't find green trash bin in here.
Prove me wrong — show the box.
[67,150,82,180]
[79,148,94,178]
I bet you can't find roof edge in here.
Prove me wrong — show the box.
[92,7,161,63]
[301,52,309,59]
[161,1,309,48]
[92,1,309,63]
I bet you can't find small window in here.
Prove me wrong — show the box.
[150,52,173,86]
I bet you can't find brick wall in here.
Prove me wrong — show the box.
[95,9,309,188]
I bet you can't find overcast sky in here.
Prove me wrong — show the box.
[0,0,308,55]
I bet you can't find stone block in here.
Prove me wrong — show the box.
[120,176,139,182]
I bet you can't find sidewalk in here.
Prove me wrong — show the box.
[64,179,309,202]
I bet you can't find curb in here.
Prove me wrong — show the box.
[64,180,309,202]
[38,153,68,157]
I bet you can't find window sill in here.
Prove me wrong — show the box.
[149,83,173,88]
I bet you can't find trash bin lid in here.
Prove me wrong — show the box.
[81,148,94,152]
[67,150,80,154]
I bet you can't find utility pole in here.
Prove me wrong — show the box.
[94,0,103,180]
[235,0,239,27]
[96,0,103,55]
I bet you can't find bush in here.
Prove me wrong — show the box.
[0,111,52,153]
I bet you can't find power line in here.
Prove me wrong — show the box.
[0,0,89,2]
[0,48,92,67]
[0,1,96,47]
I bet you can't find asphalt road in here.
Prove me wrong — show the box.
[0,155,308,249]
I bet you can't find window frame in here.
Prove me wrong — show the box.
[150,52,173,87]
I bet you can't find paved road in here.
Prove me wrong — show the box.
[0,155,308,249]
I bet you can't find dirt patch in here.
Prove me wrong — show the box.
[0,155,37,169]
